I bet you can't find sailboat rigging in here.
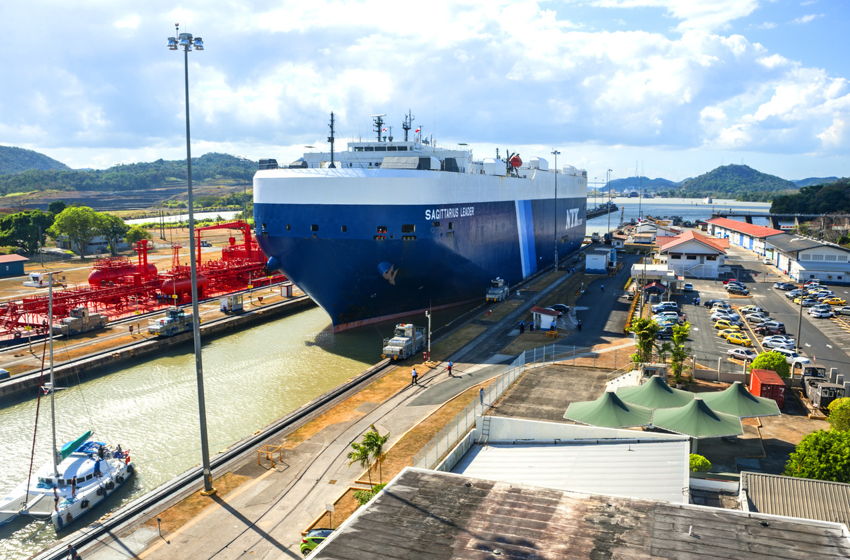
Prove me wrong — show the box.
[0,271,134,530]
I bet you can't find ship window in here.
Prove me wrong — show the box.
[375,146,386,151]
[448,222,454,230]
[311,224,319,232]
[341,225,348,233]
[365,146,374,152]
[398,146,408,151]
[285,224,291,231]
[403,235,416,241]
[377,226,388,234]
[374,235,386,241]
[402,224,415,233]
[387,146,397,151]
[354,147,364,151]
[432,221,440,227]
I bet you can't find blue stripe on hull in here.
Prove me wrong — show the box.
[255,197,586,329]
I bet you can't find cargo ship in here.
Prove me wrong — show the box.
[253,114,587,331]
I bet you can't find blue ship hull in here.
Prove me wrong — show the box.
[255,197,586,331]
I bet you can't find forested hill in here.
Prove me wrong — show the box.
[0,153,256,194]
[0,146,70,174]
[605,176,678,192]
[669,164,798,202]
[793,176,839,188]
[771,179,850,214]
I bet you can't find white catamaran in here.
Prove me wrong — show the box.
[0,273,134,530]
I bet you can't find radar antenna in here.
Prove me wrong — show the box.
[402,110,415,142]
[327,112,336,168]
[371,114,386,142]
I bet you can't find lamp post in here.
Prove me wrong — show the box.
[795,250,804,356]
[168,24,215,496]
[551,149,560,270]
[605,169,613,234]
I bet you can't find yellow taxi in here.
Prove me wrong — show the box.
[713,319,741,330]
[717,328,741,338]
[822,297,846,306]
[724,332,752,346]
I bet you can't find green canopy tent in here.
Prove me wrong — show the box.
[564,391,653,429]
[651,398,743,443]
[700,381,781,419]
[616,375,695,409]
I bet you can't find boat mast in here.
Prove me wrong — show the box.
[372,114,385,142]
[328,112,336,168]
[402,110,414,142]
[48,272,59,478]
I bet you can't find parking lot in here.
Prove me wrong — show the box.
[675,246,850,378]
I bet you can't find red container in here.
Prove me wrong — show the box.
[750,368,785,409]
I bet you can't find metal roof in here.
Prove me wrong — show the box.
[451,438,689,504]
[707,217,784,238]
[312,468,850,559]
[741,471,850,528]
[0,254,28,263]
[766,233,849,254]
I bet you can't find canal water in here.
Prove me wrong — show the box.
[585,196,773,234]
[0,306,387,559]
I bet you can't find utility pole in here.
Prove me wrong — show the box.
[551,150,561,270]
[606,169,613,234]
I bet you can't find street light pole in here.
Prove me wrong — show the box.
[605,169,613,234]
[168,25,215,496]
[795,250,804,356]
[551,150,560,270]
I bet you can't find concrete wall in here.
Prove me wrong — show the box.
[585,253,608,274]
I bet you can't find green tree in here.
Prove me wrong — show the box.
[96,213,130,255]
[670,323,691,383]
[347,441,373,486]
[363,425,390,483]
[48,200,67,215]
[47,206,100,257]
[827,398,850,432]
[784,430,850,483]
[689,453,712,472]
[0,210,54,254]
[749,351,790,378]
[353,483,386,507]
[125,225,152,245]
[629,318,660,364]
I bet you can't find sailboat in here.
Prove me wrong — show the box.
[0,272,134,530]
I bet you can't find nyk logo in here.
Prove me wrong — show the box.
[565,208,583,229]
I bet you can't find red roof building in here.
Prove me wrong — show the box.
[657,230,727,279]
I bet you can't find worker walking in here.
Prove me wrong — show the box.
[411,367,418,385]
[447,361,454,377]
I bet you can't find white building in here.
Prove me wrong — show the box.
[706,217,783,254]
[765,233,850,284]
[657,230,728,279]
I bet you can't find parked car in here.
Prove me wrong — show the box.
[794,297,818,307]
[301,528,334,555]
[704,299,728,308]
[710,310,739,320]
[683,283,695,292]
[710,301,732,310]
[725,332,752,346]
[763,334,795,344]
[549,303,570,314]
[762,258,773,265]
[773,282,796,290]
[739,305,767,315]
[771,348,811,365]
[786,289,805,299]
[762,338,795,350]
[822,297,846,306]
[725,281,746,289]
[809,308,835,318]
[836,306,850,316]
[745,314,768,324]
[656,326,674,339]
[753,324,786,335]
[652,302,679,313]
[726,286,750,295]
[727,348,757,361]
[717,328,743,339]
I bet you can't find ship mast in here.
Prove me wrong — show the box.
[328,112,336,168]
[372,114,386,142]
[402,110,414,142]
[48,272,59,478]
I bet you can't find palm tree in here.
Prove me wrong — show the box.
[628,318,660,364]
[363,425,390,484]
[347,441,372,486]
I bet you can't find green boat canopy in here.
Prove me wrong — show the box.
[564,391,653,429]
[616,375,695,409]
[700,381,781,419]
[651,398,743,439]
[59,430,93,460]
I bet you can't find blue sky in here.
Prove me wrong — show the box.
[1,0,848,184]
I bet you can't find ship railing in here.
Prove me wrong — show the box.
[412,342,633,470]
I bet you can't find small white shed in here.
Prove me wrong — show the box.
[531,306,560,330]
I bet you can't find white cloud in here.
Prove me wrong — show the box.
[792,13,822,24]
[590,0,760,31]
[113,14,141,30]
[755,21,777,30]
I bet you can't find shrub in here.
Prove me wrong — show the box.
[689,454,712,472]
[784,430,850,483]
[749,351,790,378]
[827,398,850,432]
